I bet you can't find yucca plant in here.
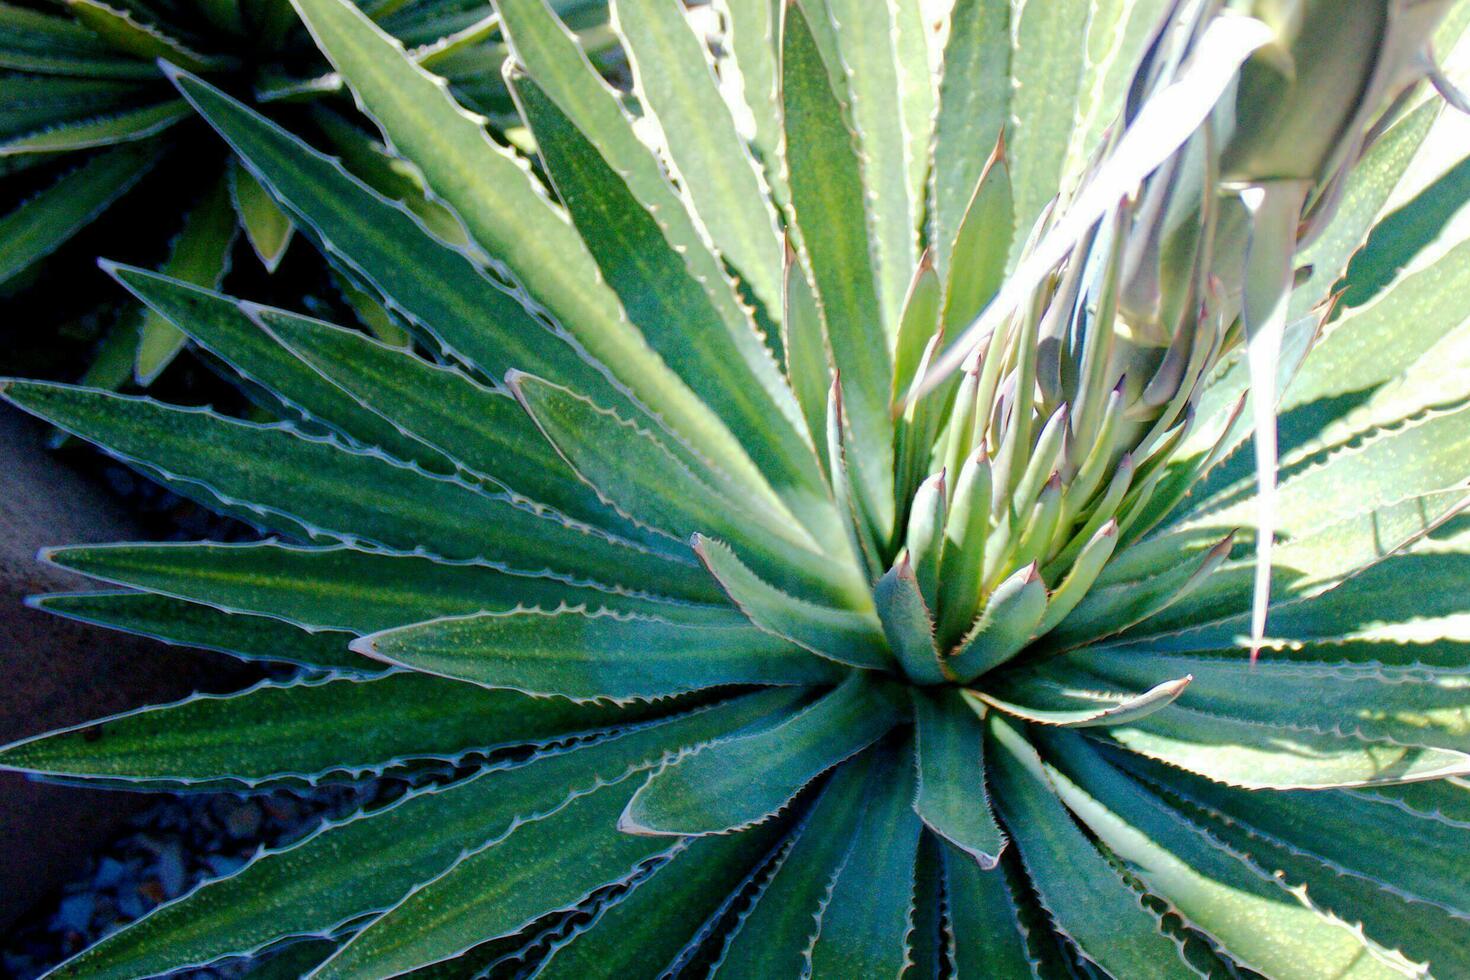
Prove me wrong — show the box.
[0,0,611,389]
[4,0,1470,975]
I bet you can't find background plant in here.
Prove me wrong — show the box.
[3,0,1470,977]
[0,0,612,390]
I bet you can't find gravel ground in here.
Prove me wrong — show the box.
[1,780,392,978]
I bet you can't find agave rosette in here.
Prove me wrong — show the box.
[4,0,1470,976]
[0,0,611,387]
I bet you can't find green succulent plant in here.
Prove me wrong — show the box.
[5,0,1470,976]
[0,0,611,388]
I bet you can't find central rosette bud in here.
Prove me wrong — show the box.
[869,177,1243,687]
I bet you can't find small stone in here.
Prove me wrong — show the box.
[117,892,145,920]
[156,843,187,895]
[205,854,247,877]
[137,881,166,906]
[223,803,262,840]
[54,894,94,933]
[94,857,127,889]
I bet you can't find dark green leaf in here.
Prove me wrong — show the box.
[0,672,650,786]
[31,590,368,672]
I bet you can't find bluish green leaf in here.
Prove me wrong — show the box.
[874,557,947,685]
[292,0,787,519]
[356,607,842,701]
[1043,730,1418,980]
[1082,648,1470,755]
[1154,766,1470,978]
[979,663,1193,729]
[247,307,665,550]
[808,741,922,977]
[0,2,158,78]
[0,99,187,154]
[709,749,877,980]
[46,690,792,978]
[507,72,833,541]
[67,0,233,74]
[507,371,857,606]
[622,673,902,836]
[948,562,1047,680]
[912,688,1004,867]
[166,67,622,409]
[987,713,1193,979]
[942,841,1035,979]
[106,267,434,466]
[535,821,784,978]
[311,776,677,978]
[693,534,891,670]
[1106,701,1470,790]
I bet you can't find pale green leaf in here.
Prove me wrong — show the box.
[930,0,1010,280]
[135,174,240,384]
[229,158,294,270]
[782,0,895,543]
[826,0,918,333]
[1006,0,1089,263]
[613,0,784,316]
